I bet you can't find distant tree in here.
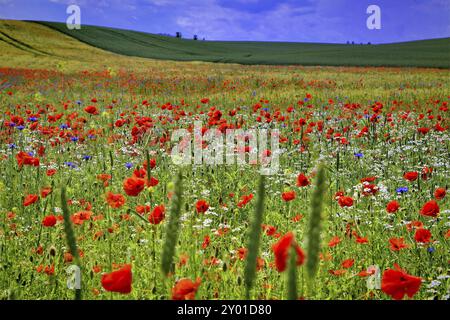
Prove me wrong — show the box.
[202,37,206,41]
[193,35,198,40]
[351,41,355,45]
[176,32,182,38]
[368,42,371,45]
[346,41,350,45]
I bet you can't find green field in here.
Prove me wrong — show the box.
[35,21,450,68]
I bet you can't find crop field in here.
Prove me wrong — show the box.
[37,21,450,68]
[0,20,449,301]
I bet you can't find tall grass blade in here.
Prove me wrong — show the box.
[287,244,298,300]
[306,163,326,296]
[244,174,265,299]
[61,185,82,300]
[161,170,183,276]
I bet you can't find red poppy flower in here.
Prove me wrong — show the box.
[360,176,377,183]
[71,210,93,225]
[334,191,345,199]
[84,105,99,115]
[381,264,421,300]
[355,235,368,244]
[434,187,446,200]
[97,174,112,187]
[419,200,439,218]
[262,224,277,236]
[358,269,375,277]
[329,269,346,276]
[386,200,400,213]
[43,265,55,275]
[106,192,126,209]
[341,259,354,269]
[237,194,254,208]
[40,187,52,199]
[101,264,132,294]
[328,236,341,247]
[136,205,151,215]
[202,235,211,249]
[272,232,305,272]
[24,194,39,207]
[236,248,248,260]
[338,196,353,208]
[282,190,296,202]
[421,166,433,180]
[296,173,310,187]
[172,278,201,300]
[417,127,430,135]
[46,169,57,176]
[123,177,145,197]
[143,158,156,170]
[146,176,159,187]
[406,220,423,232]
[149,205,165,224]
[389,237,408,251]
[361,183,378,196]
[16,151,40,168]
[445,230,450,239]
[42,215,57,227]
[403,171,418,182]
[196,200,209,214]
[414,228,431,244]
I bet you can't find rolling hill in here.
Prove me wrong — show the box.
[0,20,448,68]
[0,20,174,71]
[36,21,450,68]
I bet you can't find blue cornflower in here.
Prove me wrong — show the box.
[125,162,133,169]
[262,107,270,112]
[396,187,408,194]
[354,152,363,158]
[76,100,82,105]
[17,125,25,131]
[71,136,79,142]
[88,134,96,139]
[8,143,17,149]
[8,122,16,127]
[59,124,69,130]
[427,247,435,253]
[28,117,38,122]
[64,162,77,169]
[83,155,92,161]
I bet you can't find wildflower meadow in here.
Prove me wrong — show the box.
[0,61,448,301]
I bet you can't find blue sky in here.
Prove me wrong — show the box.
[0,0,449,43]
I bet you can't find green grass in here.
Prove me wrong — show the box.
[34,21,450,68]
